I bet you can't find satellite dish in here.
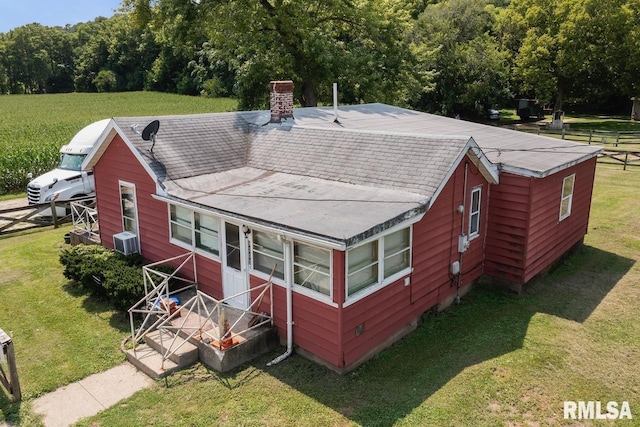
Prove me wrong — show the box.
[142,120,160,141]
[140,120,160,153]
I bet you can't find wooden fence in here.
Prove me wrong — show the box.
[0,328,21,402]
[514,126,640,170]
[0,196,95,235]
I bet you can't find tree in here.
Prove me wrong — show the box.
[0,24,75,94]
[128,0,416,109]
[409,0,511,117]
[73,15,153,92]
[496,0,640,111]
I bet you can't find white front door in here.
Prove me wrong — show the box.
[222,222,250,309]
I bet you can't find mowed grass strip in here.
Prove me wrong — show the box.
[0,92,237,195]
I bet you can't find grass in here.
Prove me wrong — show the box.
[0,226,130,426]
[0,164,638,426]
[0,92,238,195]
[0,192,25,202]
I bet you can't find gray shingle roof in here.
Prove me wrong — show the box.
[247,126,470,196]
[113,113,250,181]
[105,103,599,245]
[291,104,602,178]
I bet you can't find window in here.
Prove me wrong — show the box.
[252,230,284,280]
[170,205,192,245]
[195,213,219,255]
[383,228,411,278]
[119,182,137,234]
[469,186,482,237]
[294,242,331,296]
[560,174,575,221]
[347,226,412,298]
[168,204,220,256]
[347,241,379,296]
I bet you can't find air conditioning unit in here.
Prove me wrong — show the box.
[113,231,139,255]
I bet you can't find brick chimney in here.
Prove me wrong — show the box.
[269,80,294,123]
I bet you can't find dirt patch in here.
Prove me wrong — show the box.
[0,198,28,210]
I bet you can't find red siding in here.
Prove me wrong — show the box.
[485,159,597,284]
[94,134,223,296]
[340,159,490,368]
[523,158,596,282]
[254,274,342,367]
[484,173,531,283]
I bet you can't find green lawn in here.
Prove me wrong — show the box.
[0,164,638,426]
[0,226,130,426]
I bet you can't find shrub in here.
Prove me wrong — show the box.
[59,244,149,310]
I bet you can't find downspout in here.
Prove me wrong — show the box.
[456,162,469,304]
[267,239,293,366]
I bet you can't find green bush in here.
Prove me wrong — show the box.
[59,244,147,310]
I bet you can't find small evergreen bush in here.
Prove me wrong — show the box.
[59,244,148,310]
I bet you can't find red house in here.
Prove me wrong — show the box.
[83,81,601,373]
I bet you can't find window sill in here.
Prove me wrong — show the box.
[344,267,412,308]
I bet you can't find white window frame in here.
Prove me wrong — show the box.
[345,225,413,306]
[169,204,193,245]
[559,174,575,221]
[194,212,221,256]
[167,203,221,259]
[293,241,333,300]
[250,229,286,283]
[468,185,482,239]
[119,181,139,235]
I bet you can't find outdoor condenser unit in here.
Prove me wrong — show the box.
[113,231,139,255]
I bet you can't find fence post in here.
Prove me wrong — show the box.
[0,329,22,403]
[51,201,58,228]
[615,132,620,146]
[624,152,629,171]
[588,130,593,144]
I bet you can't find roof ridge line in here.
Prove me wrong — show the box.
[288,124,473,141]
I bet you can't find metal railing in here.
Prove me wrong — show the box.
[70,198,99,240]
[127,251,275,369]
[128,252,198,348]
[154,279,273,368]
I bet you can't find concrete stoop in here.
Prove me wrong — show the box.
[125,330,198,379]
[126,326,278,378]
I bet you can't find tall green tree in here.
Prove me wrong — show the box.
[0,24,74,94]
[128,0,416,109]
[73,15,153,92]
[409,0,511,117]
[496,0,640,111]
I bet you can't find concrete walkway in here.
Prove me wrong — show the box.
[31,363,154,427]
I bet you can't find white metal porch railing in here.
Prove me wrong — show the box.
[128,252,275,369]
[128,252,198,349]
[70,199,98,240]
[154,279,273,368]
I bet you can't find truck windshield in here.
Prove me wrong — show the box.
[59,153,86,171]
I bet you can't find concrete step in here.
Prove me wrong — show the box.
[145,329,199,367]
[125,344,180,379]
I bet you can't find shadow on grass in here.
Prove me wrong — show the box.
[62,281,130,333]
[262,245,634,426]
[0,391,21,426]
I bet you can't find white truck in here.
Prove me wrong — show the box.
[27,119,110,213]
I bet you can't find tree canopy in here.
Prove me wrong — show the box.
[0,0,638,116]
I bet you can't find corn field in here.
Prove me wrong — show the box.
[0,93,237,196]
